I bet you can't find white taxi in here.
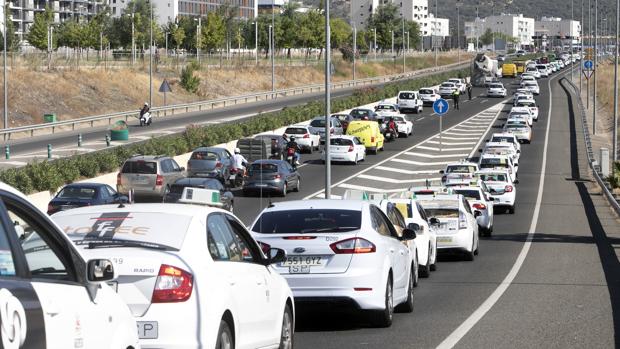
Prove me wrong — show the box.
[489,132,521,153]
[476,169,517,214]
[52,189,295,349]
[444,183,495,236]
[509,108,534,126]
[486,82,507,97]
[321,135,366,164]
[0,183,139,349]
[440,161,480,183]
[514,99,539,121]
[482,141,520,165]
[418,195,480,261]
[391,115,413,137]
[250,200,417,328]
[479,153,518,183]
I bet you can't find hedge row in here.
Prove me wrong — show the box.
[1,67,469,194]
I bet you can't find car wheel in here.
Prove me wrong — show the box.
[395,270,414,313]
[402,131,408,138]
[372,276,394,328]
[215,320,234,349]
[293,178,300,192]
[419,245,431,278]
[162,185,170,202]
[508,205,515,214]
[353,155,358,165]
[464,236,475,261]
[308,144,313,154]
[279,304,294,349]
[281,183,287,197]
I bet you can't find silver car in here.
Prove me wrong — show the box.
[242,160,301,197]
[309,116,344,143]
[117,155,185,200]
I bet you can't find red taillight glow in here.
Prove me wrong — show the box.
[303,133,310,138]
[354,288,373,291]
[116,173,121,186]
[330,238,376,254]
[505,185,514,192]
[473,203,487,210]
[155,174,164,186]
[283,236,317,240]
[273,174,282,179]
[330,128,335,134]
[257,241,271,254]
[151,265,193,303]
[215,162,223,169]
[371,136,375,143]
[348,145,354,152]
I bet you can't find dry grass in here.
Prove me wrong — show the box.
[2,51,472,126]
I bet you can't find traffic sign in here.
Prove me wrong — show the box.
[583,69,594,80]
[584,60,594,70]
[433,99,449,115]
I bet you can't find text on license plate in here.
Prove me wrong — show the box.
[282,255,322,267]
[137,321,158,339]
[437,236,453,243]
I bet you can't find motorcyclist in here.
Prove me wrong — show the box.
[387,117,398,138]
[140,102,150,118]
[285,136,301,166]
[232,148,248,173]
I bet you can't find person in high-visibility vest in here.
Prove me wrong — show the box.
[452,89,460,110]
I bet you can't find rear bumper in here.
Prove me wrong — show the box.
[437,229,473,251]
[243,181,283,192]
[117,185,164,198]
[321,152,357,163]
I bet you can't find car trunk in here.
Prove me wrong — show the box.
[248,164,280,180]
[484,181,508,195]
[120,161,158,190]
[50,199,93,212]
[187,152,220,175]
[254,232,359,275]
[329,139,353,154]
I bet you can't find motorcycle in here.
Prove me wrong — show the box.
[286,147,297,170]
[382,121,398,142]
[139,111,152,127]
[229,165,247,188]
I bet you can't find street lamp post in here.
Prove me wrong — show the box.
[271,0,275,92]
[476,5,479,51]
[373,28,377,61]
[131,12,135,65]
[149,0,153,108]
[270,25,275,92]
[402,16,405,74]
[391,30,394,63]
[434,0,438,66]
[594,0,597,135]
[614,0,619,161]
[325,0,331,199]
[196,17,201,67]
[353,24,357,81]
[580,0,583,93]
[456,0,461,63]
[571,0,574,83]
[3,0,7,130]
[255,20,258,66]
[406,31,410,54]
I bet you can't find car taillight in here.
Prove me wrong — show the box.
[330,238,376,254]
[459,212,468,229]
[117,173,121,186]
[215,162,223,169]
[155,174,164,186]
[505,185,513,192]
[257,241,271,254]
[303,133,310,138]
[273,174,281,179]
[473,203,487,210]
[151,265,193,303]
[371,136,375,142]
[330,128,334,134]
[47,204,55,214]
[348,145,354,152]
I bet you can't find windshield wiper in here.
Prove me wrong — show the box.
[299,227,359,234]
[75,239,171,251]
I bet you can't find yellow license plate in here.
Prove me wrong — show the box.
[437,237,453,243]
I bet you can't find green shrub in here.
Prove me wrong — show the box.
[180,64,201,93]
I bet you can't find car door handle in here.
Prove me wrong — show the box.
[389,248,395,253]
[45,303,60,317]
[227,278,236,286]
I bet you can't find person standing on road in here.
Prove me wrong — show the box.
[466,83,473,100]
[452,89,460,110]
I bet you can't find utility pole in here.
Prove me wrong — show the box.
[270,25,275,92]
[353,24,357,81]
[149,0,153,108]
[255,20,258,66]
[391,30,394,63]
[131,10,135,65]
[614,0,619,161]
[594,0,597,135]
[571,0,574,83]
[325,0,331,199]
[3,0,7,130]
[373,28,377,61]
[580,0,583,93]
[271,0,275,92]
[196,17,201,67]
[434,0,438,66]
[456,0,461,63]
[402,15,405,74]
[476,5,479,51]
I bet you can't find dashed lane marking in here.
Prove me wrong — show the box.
[375,166,439,175]
[357,174,442,184]
[404,152,469,158]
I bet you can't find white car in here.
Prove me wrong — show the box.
[418,194,480,261]
[52,195,295,349]
[503,121,532,144]
[522,81,540,95]
[487,82,507,97]
[283,125,320,153]
[513,93,533,106]
[250,200,417,327]
[441,161,480,183]
[514,99,539,121]
[447,78,467,93]
[482,141,520,165]
[525,67,541,79]
[375,102,401,116]
[418,87,440,106]
[479,153,518,183]
[438,82,458,98]
[0,183,140,349]
[509,108,534,126]
[384,198,437,277]
[321,135,366,164]
[520,74,537,85]
[490,132,522,153]
[396,91,423,114]
[536,64,549,77]
[391,114,413,137]
[444,184,495,236]
[476,169,517,214]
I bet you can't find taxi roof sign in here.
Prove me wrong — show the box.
[178,187,223,208]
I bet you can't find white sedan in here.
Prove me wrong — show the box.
[487,83,507,97]
[52,195,295,349]
[476,169,517,214]
[250,199,417,328]
[392,115,413,137]
[321,135,366,164]
[514,99,539,121]
[419,87,440,105]
[283,125,321,153]
[418,194,480,261]
[522,81,540,95]
[509,108,533,126]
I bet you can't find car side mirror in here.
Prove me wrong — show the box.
[400,228,417,241]
[179,167,186,172]
[117,195,129,204]
[264,248,287,265]
[429,217,440,226]
[514,179,520,184]
[474,210,482,218]
[485,139,490,142]
[439,170,445,174]
[87,259,115,283]
[407,223,421,232]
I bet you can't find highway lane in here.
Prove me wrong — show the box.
[228,68,578,348]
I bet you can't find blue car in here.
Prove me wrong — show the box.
[47,183,127,215]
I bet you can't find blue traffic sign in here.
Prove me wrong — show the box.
[584,60,594,70]
[433,98,449,115]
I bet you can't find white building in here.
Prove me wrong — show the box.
[465,13,535,48]
[111,0,258,26]
[421,13,448,37]
[535,17,581,40]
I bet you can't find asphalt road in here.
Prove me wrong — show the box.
[228,66,618,348]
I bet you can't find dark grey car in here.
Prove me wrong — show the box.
[242,160,301,197]
[164,177,234,212]
[186,147,233,185]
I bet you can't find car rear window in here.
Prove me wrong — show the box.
[252,209,362,234]
[121,160,157,174]
[453,189,481,200]
[53,212,191,251]
[419,89,434,94]
[478,173,508,182]
[446,165,476,173]
[310,119,327,127]
[330,138,353,146]
[285,127,307,135]
[190,151,218,161]
[376,105,395,110]
[491,136,515,143]
[351,109,370,117]
[249,163,278,173]
[490,84,503,88]
[398,92,415,99]
[57,187,97,199]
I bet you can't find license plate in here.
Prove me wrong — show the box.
[256,183,268,187]
[229,174,236,180]
[282,255,322,267]
[137,321,158,339]
[437,236,453,243]
[133,178,148,184]
[106,281,118,292]
[289,265,311,274]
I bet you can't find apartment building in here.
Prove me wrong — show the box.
[465,13,535,47]
[535,17,580,40]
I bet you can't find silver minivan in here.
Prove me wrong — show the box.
[117,155,185,200]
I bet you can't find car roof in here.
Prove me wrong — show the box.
[52,202,222,218]
[476,168,510,174]
[62,183,107,189]
[261,199,367,212]
[331,135,357,140]
[127,155,167,161]
[252,159,285,165]
[193,147,226,152]
[446,161,478,167]
[481,154,510,159]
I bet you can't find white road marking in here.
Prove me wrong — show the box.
[404,152,469,158]
[443,131,483,136]
[374,166,439,175]
[357,174,442,184]
[436,67,560,349]
[418,117,426,121]
[337,183,410,193]
[455,124,490,129]
[416,145,472,152]
[481,99,489,103]
[436,136,480,140]
[426,140,476,145]
[391,158,457,166]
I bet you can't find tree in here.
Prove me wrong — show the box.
[329,18,351,50]
[366,4,400,51]
[27,6,54,50]
[202,12,225,53]
[1,4,18,51]
[480,28,493,46]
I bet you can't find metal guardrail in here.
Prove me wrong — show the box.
[0,61,469,140]
[566,79,620,216]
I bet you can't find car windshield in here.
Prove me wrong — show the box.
[190,151,218,161]
[285,127,307,135]
[525,82,538,87]
[481,158,508,167]
[310,119,327,127]
[330,138,353,146]
[518,102,536,107]
[249,163,278,173]
[122,160,157,174]
[419,89,434,94]
[57,187,97,199]
[446,165,476,173]
[398,92,416,99]
[252,209,362,234]
[453,189,481,200]
[490,84,503,89]
[376,105,395,110]
[351,109,371,117]
[478,173,508,182]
